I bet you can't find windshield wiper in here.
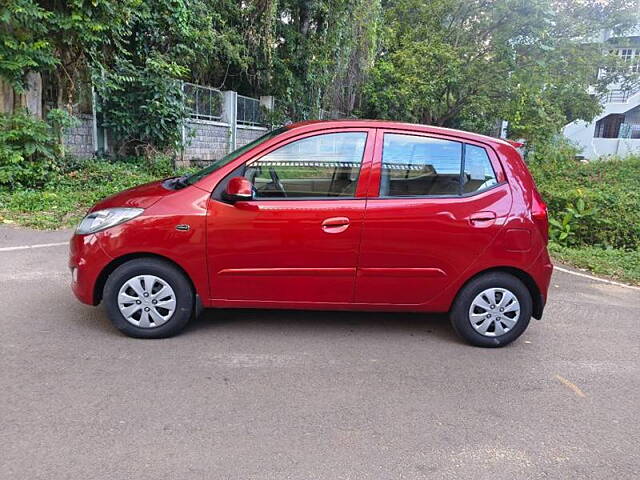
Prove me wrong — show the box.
[163,174,191,190]
[173,174,191,189]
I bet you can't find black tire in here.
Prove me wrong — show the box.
[103,258,194,338]
[450,272,532,348]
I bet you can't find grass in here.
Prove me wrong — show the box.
[550,244,640,286]
[0,159,193,230]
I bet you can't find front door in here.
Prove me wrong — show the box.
[355,130,512,305]
[207,129,375,304]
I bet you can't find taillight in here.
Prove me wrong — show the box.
[531,190,548,244]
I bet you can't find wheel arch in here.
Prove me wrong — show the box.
[93,252,197,305]
[452,266,544,319]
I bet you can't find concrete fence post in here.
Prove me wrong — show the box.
[222,90,237,153]
[259,95,275,111]
[91,86,99,155]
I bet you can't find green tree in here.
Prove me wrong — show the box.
[0,0,56,91]
[94,0,219,155]
[363,0,639,145]
[266,0,380,117]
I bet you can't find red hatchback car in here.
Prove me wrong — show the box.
[70,120,552,347]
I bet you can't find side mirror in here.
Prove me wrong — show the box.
[223,176,254,203]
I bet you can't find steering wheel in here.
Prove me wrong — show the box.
[269,167,287,197]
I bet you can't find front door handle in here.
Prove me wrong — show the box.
[322,217,350,234]
[469,211,496,227]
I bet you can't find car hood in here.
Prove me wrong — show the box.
[89,180,172,212]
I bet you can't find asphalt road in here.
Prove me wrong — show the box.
[1,225,639,479]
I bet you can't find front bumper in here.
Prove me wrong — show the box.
[69,233,113,305]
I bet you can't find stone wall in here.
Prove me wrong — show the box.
[237,125,268,146]
[58,109,270,165]
[179,120,269,167]
[63,114,95,158]
[182,119,230,165]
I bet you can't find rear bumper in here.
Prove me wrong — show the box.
[69,234,113,305]
[530,247,553,319]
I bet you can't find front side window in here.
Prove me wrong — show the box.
[245,132,367,198]
[380,134,463,196]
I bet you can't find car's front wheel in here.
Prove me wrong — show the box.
[450,272,532,347]
[103,258,194,338]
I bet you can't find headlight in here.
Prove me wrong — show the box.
[76,208,144,235]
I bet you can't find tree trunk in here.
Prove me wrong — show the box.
[10,72,43,118]
[299,0,314,36]
[24,71,43,119]
[0,78,14,114]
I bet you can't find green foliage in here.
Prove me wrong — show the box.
[531,151,640,250]
[530,144,640,283]
[0,0,56,89]
[97,69,187,156]
[549,198,598,247]
[1,0,137,103]
[246,0,380,117]
[93,0,219,156]
[0,110,65,188]
[2,0,639,160]
[362,0,640,142]
[0,157,193,229]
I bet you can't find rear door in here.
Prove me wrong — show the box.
[354,129,512,305]
[207,128,375,304]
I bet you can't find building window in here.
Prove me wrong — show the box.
[620,48,633,61]
[594,114,625,138]
[615,48,640,72]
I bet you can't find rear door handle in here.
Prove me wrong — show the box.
[322,217,350,234]
[469,211,496,227]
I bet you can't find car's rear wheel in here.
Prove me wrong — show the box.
[450,272,532,347]
[103,258,194,338]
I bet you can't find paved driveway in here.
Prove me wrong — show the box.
[1,226,639,479]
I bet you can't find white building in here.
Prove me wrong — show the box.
[563,26,640,159]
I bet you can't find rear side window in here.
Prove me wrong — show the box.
[463,144,497,193]
[380,133,498,197]
[380,134,463,196]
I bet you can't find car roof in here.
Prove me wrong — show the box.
[284,119,513,149]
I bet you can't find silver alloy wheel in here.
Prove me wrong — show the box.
[468,287,520,337]
[117,275,176,328]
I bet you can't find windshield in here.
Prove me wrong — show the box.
[185,127,286,185]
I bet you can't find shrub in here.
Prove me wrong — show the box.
[530,149,640,250]
[0,109,78,189]
[96,62,187,158]
[548,198,598,247]
[0,156,190,229]
[0,110,62,188]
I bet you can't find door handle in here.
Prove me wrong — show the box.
[469,211,496,227]
[322,217,350,234]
